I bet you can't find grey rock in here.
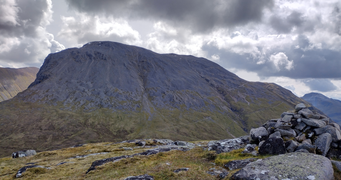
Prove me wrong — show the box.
[294,122,307,131]
[269,131,281,139]
[281,114,293,123]
[331,160,341,172]
[231,152,334,180]
[174,168,189,173]
[124,174,154,180]
[331,142,338,148]
[299,108,314,118]
[207,168,229,179]
[242,144,257,154]
[302,139,312,145]
[15,165,47,178]
[302,118,326,128]
[208,136,249,154]
[274,128,296,137]
[315,133,332,156]
[327,148,341,159]
[295,103,306,111]
[250,127,268,142]
[286,140,299,153]
[258,137,286,155]
[224,158,258,171]
[295,148,310,153]
[258,140,265,148]
[12,150,36,158]
[296,133,306,142]
[297,118,302,123]
[330,123,341,131]
[153,139,175,145]
[314,125,341,142]
[296,143,316,153]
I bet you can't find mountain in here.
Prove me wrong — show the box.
[302,92,341,125]
[0,67,38,102]
[0,41,308,157]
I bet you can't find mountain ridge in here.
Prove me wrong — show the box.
[0,41,308,157]
[0,67,38,102]
[302,92,341,125]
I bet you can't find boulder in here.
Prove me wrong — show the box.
[285,140,298,153]
[294,122,306,131]
[314,125,341,142]
[12,150,36,158]
[275,128,296,138]
[298,108,314,118]
[269,131,281,139]
[331,160,341,172]
[242,144,257,155]
[295,103,306,111]
[250,127,268,142]
[296,144,316,153]
[315,133,332,156]
[258,137,286,155]
[301,118,326,128]
[230,152,334,180]
[281,114,293,123]
[135,141,146,146]
[124,174,154,180]
[224,158,258,171]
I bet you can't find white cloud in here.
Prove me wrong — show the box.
[269,52,293,71]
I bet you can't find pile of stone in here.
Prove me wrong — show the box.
[250,103,341,157]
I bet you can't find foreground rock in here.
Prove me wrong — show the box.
[231,152,334,180]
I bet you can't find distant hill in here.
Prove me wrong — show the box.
[0,67,38,102]
[302,92,341,125]
[0,41,309,157]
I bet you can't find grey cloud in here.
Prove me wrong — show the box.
[332,3,341,35]
[0,0,51,38]
[66,0,274,33]
[0,0,65,67]
[202,34,341,79]
[301,79,337,92]
[269,11,315,34]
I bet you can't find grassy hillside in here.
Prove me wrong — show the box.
[0,67,38,102]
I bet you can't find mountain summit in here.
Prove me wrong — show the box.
[0,41,306,157]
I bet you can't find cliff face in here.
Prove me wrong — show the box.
[0,41,307,157]
[0,67,38,102]
[302,92,341,125]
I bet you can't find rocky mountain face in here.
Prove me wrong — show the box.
[0,67,38,102]
[302,92,341,125]
[0,41,307,157]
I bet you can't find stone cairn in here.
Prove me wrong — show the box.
[251,103,341,157]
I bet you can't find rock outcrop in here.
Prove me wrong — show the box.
[12,150,36,158]
[251,103,341,156]
[231,152,334,180]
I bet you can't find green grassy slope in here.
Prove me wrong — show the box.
[0,67,38,102]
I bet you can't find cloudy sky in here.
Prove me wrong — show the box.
[1,0,341,100]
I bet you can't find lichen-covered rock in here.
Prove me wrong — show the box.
[258,137,286,155]
[230,152,334,180]
[224,158,258,170]
[250,127,268,142]
[315,133,332,156]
